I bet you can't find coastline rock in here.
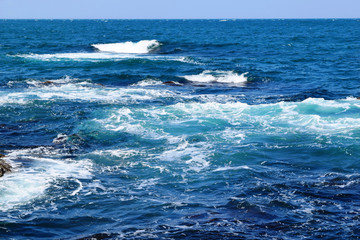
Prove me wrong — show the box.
[0,154,11,177]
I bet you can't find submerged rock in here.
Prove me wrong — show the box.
[43,80,54,85]
[0,154,11,177]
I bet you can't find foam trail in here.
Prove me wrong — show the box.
[0,80,177,105]
[92,40,160,54]
[14,53,185,63]
[183,70,248,84]
[15,53,143,61]
[132,79,182,87]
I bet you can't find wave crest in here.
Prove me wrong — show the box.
[92,40,160,54]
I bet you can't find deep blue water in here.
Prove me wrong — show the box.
[0,19,360,239]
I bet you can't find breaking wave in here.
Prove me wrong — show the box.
[92,40,160,54]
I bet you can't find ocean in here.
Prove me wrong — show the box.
[0,19,360,239]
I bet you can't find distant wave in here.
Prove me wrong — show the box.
[13,53,191,63]
[183,70,248,84]
[11,39,205,64]
[92,40,160,54]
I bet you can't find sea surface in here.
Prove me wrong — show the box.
[0,19,360,239]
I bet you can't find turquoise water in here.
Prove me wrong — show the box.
[0,19,360,239]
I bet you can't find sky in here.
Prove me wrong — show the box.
[0,0,359,19]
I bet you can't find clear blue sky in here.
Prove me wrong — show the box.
[0,0,359,19]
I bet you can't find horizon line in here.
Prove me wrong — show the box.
[0,17,359,20]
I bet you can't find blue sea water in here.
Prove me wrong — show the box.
[0,19,360,239]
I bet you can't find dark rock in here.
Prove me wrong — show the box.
[0,155,11,177]
[0,124,19,130]
[163,81,182,86]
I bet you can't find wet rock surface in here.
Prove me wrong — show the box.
[0,154,11,177]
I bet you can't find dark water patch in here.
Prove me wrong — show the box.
[286,88,336,102]
[75,233,115,240]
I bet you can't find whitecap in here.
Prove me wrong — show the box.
[182,70,248,84]
[92,40,160,54]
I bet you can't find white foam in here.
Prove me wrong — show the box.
[0,83,177,105]
[158,141,211,172]
[221,128,246,144]
[132,79,182,87]
[183,70,248,84]
[83,97,360,176]
[92,40,160,54]
[90,97,360,145]
[0,147,92,211]
[93,106,181,144]
[170,99,360,136]
[91,149,143,159]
